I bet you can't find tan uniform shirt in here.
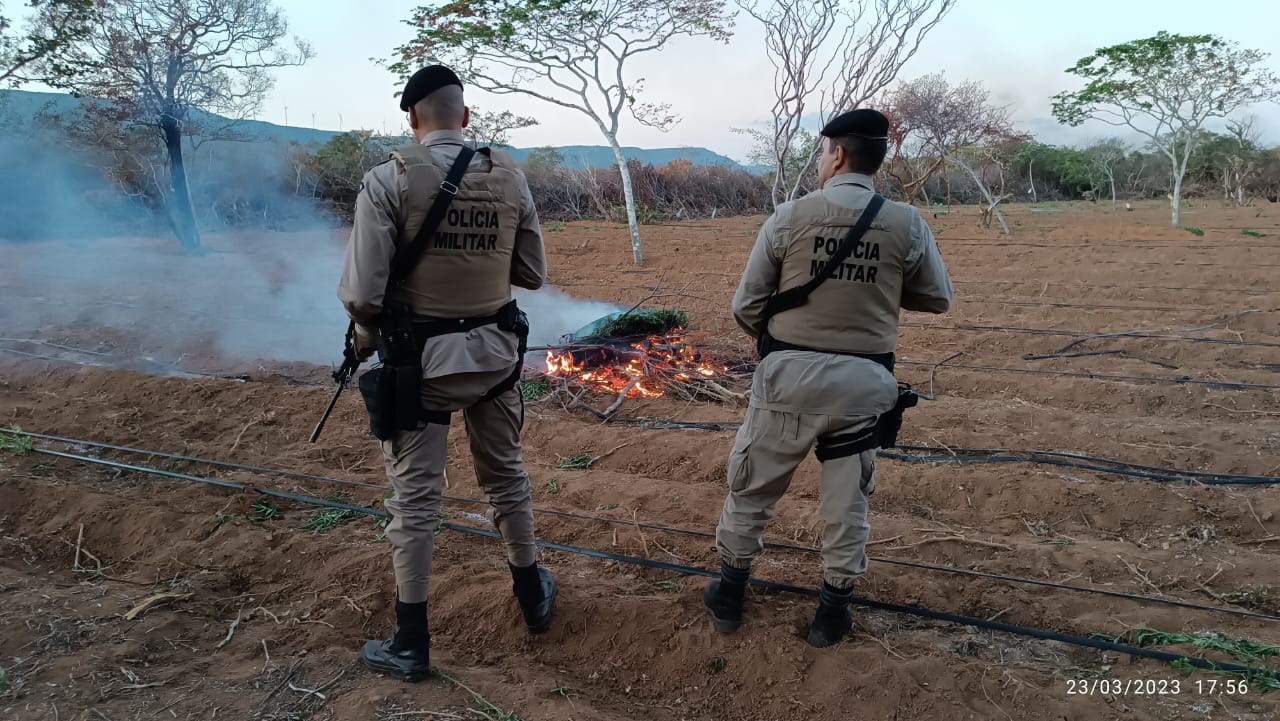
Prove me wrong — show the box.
[733,173,954,416]
[338,130,546,380]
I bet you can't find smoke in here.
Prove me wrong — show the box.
[0,93,620,372]
[513,286,622,348]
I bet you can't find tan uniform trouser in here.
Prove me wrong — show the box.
[380,366,537,604]
[716,406,877,590]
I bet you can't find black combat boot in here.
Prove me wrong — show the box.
[510,562,556,634]
[806,582,855,648]
[361,600,431,682]
[703,561,750,633]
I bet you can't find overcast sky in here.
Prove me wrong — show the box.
[39,0,1280,162]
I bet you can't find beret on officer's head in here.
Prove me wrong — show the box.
[399,65,464,112]
[820,108,889,140]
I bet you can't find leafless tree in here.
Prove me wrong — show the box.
[38,0,311,250]
[885,73,1017,231]
[1084,138,1127,206]
[1218,117,1265,207]
[739,0,955,205]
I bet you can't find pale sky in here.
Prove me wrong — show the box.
[34,0,1280,162]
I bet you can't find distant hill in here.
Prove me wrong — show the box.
[0,89,762,174]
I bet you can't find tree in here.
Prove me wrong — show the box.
[523,145,564,173]
[884,73,1018,231]
[1083,138,1127,206]
[0,0,95,87]
[464,105,538,147]
[312,130,396,211]
[739,0,954,205]
[1052,32,1280,227]
[1194,118,1268,206]
[39,0,311,250]
[392,0,734,266]
[733,125,817,198]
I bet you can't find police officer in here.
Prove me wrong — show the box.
[703,109,953,647]
[338,65,554,681]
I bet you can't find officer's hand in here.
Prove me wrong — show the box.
[354,330,377,362]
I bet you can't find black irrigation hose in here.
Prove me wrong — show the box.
[13,431,1280,621]
[881,452,1279,486]
[902,323,1280,350]
[951,280,1280,295]
[22,447,1280,683]
[895,359,1280,391]
[895,445,1280,484]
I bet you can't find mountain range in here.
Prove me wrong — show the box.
[0,89,766,174]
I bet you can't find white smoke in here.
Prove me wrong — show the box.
[513,286,622,347]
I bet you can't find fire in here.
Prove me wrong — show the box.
[542,330,724,398]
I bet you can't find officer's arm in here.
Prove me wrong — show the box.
[510,169,546,290]
[900,211,954,314]
[338,162,400,337]
[732,210,787,339]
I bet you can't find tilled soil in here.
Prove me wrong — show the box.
[1,200,1278,721]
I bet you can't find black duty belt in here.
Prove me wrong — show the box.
[756,332,895,373]
[411,300,515,340]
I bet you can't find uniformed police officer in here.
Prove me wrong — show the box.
[703,108,953,647]
[338,65,554,681]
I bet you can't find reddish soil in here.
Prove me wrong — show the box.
[2,199,1279,721]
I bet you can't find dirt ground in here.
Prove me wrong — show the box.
[1,199,1279,721]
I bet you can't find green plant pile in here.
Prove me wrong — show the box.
[587,309,688,340]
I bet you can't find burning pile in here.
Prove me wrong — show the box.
[537,309,736,402]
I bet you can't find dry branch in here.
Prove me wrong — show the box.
[124,593,193,621]
[890,536,1013,552]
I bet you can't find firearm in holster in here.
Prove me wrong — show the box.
[357,307,425,442]
[309,321,362,443]
[878,383,920,449]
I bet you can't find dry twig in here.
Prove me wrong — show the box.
[124,593,193,621]
[890,536,1013,552]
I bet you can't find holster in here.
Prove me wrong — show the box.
[813,383,920,463]
[358,308,423,441]
[357,301,531,441]
[877,384,919,449]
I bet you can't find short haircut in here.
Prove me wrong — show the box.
[827,135,888,175]
[413,85,465,128]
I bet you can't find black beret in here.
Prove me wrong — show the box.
[820,108,889,140]
[400,65,464,111]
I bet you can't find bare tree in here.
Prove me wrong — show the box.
[739,0,955,205]
[1084,138,1127,206]
[1217,117,1266,207]
[0,0,96,87]
[392,0,734,266]
[885,73,1017,232]
[464,106,539,147]
[39,0,311,250]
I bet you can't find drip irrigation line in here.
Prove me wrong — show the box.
[13,431,1279,620]
[949,280,1280,294]
[879,452,1279,485]
[13,428,1279,494]
[21,446,1280,682]
[902,323,1280,350]
[1048,311,1261,356]
[957,300,1211,311]
[892,445,1280,483]
[896,359,1280,391]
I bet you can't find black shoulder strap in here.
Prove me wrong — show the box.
[760,193,886,320]
[388,145,477,286]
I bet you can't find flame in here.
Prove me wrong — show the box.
[542,330,725,398]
